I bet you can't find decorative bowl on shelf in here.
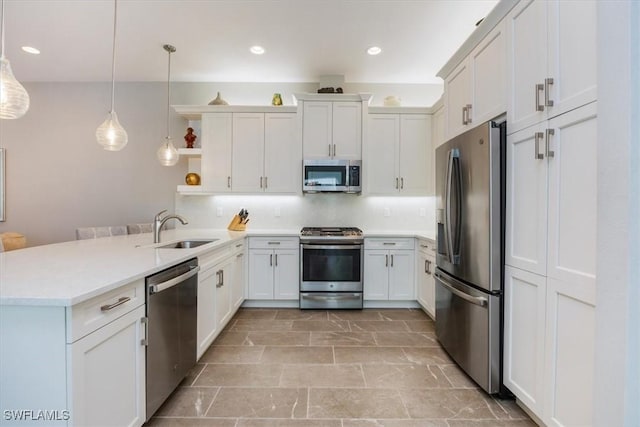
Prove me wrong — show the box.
[185,173,201,186]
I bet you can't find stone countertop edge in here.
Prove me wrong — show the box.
[0,228,434,306]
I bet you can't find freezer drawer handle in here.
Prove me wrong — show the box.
[435,271,487,307]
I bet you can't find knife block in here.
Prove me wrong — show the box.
[227,215,246,231]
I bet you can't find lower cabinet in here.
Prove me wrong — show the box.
[197,240,246,360]
[248,237,300,300]
[416,239,436,318]
[363,238,415,301]
[70,305,146,427]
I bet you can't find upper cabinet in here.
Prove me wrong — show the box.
[174,106,300,194]
[443,21,507,140]
[366,111,432,195]
[506,0,597,134]
[296,93,372,160]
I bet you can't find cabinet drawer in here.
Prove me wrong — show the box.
[230,239,245,255]
[199,245,232,270]
[364,238,415,250]
[417,238,436,254]
[249,236,299,249]
[67,279,145,343]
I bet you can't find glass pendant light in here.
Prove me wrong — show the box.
[156,44,179,166]
[0,0,30,119]
[96,0,128,151]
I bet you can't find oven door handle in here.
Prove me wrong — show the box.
[301,244,362,250]
[149,266,200,294]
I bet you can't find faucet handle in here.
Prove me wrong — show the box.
[154,210,168,221]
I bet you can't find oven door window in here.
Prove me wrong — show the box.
[304,166,347,189]
[302,247,361,282]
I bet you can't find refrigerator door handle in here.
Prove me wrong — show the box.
[435,271,487,307]
[445,148,462,265]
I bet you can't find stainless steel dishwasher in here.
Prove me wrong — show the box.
[145,258,199,420]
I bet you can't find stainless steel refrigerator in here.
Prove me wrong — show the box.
[435,119,506,395]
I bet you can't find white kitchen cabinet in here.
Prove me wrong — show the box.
[230,246,246,310]
[366,113,432,195]
[70,305,146,427]
[503,265,546,416]
[215,263,232,328]
[248,237,300,300]
[202,113,233,192]
[231,112,300,193]
[444,21,506,140]
[363,238,415,301]
[504,102,597,424]
[416,239,436,319]
[506,0,597,134]
[302,101,362,160]
[431,102,445,149]
[197,263,218,359]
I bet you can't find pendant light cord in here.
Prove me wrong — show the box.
[166,48,171,138]
[109,0,118,113]
[1,0,6,58]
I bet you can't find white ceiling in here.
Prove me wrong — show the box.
[4,0,499,84]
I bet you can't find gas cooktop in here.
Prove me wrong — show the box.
[300,227,363,243]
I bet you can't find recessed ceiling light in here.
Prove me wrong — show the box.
[367,46,382,56]
[21,46,40,55]
[250,45,265,55]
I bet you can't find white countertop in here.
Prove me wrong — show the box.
[0,228,434,307]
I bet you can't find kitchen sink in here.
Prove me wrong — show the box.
[157,239,217,249]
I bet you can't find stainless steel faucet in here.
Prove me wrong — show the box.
[153,210,188,243]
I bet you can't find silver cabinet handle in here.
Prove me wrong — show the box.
[227,176,231,188]
[420,244,429,248]
[466,104,472,124]
[264,176,268,188]
[216,270,224,288]
[236,243,243,248]
[260,176,263,188]
[333,144,336,157]
[426,259,432,275]
[270,254,273,266]
[236,253,244,258]
[275,254,278,266]
[400,177,404,189]
[534,132,545,160]
[545,78,554,107]
[268,241,281,245]
[383,242,396,246]
[101,296,130,312]
[395,177,399,189]
[535,83,545,111]
[140,317,148,346]
[545,128,555,158]
[328,144,332,156]
[390,254,394,267]
[385,254,389,267]
[462,106,467,125]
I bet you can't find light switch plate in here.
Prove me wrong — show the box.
[383,207,391,217]
[216,207,223,217]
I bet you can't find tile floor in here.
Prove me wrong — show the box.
[145,308,535,427]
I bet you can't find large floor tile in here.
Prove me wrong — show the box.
[378,309,430,321]
[401,347,453,365]
[230,319,294,331]
[233,308,278,320]
[194,364,283,387]
[247,331,311,346]
[446,421,538,427]
[291,319,350,331]
[334,346,411,364]
[350,320,410,332]
[206,387,308,418]
[362,364,451,389]
[145,418,237,427]
[310,331,376,346]
[308,388,408,419]
[154,387,219,417]
[260,346,334,364]
[237,419,341,427]
[199,345,265,363]
[280,364,365,387]
[374,332,440,347]
[342,420,448,427]
[328,310,384,321]
[400,389,497,419]
[275,310,328,320]
[440,364,479,388]
[404,320,436,333]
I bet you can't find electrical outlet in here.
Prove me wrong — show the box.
[216,207,223,217]
[419,208,426,217]
[383,207,391,217]
[274,207,281,217]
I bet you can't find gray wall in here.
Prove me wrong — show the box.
[0,81,442,246]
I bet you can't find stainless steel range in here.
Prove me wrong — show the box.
[300,227,364,309]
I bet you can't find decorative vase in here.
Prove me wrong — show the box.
[184,127,197,148]
[208,92,229,105]
[185,173,201,186]
[272,93,283,106]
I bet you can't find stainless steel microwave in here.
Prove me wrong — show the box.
[303,159,361,193]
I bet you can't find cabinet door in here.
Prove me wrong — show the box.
[470,21,507,125]
[432,106,445,149]
[201,113,232,192]
[416,252,435,318]
[366,114,399,194]
[273,249,300,300]
[544,277,595,427]
[444,59,471,140]
[230,252,246,310]
[232,113,265,192]
[399,114,431,194]
[248,249,275,299]
[505,123,548,276]
[546,103,597,289]
[506,0,548,134]
[216,266,232,328]
[547,0,597,118]
[388,250,415,300]
[363,250,390,300]
[332,101,362,159]
[265,113,300,193]
[70,305,145,427]
[503,265,546,418]
[197,266,218,359]
[303,101,333,158]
